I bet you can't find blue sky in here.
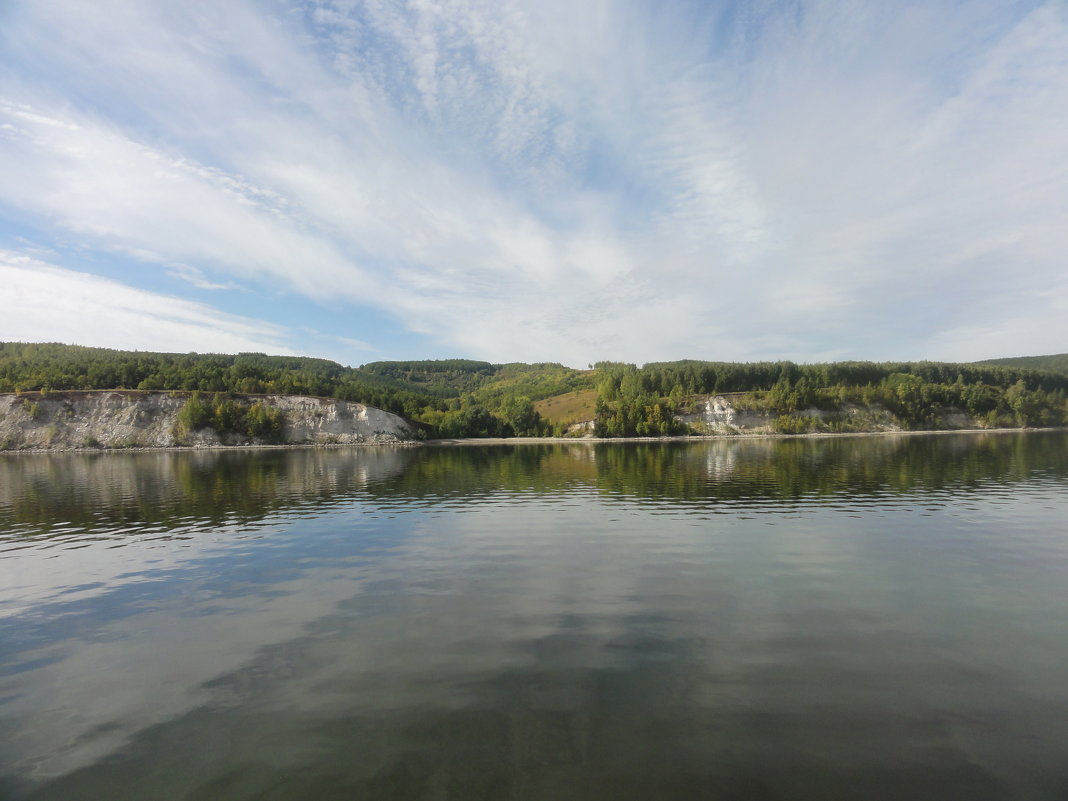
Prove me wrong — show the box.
[1,0,1065,367]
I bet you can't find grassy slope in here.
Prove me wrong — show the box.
[533,389,598,423]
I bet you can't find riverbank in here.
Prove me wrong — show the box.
[423,426,1060,446]
[5,426,1060,455]
[2,385,1061,454]
[0,391,415,451]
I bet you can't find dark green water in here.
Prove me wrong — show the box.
[2,432,1068,800]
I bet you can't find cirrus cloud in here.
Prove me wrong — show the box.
[0,0,1066,365]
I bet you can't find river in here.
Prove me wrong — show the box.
[2,432,1067,799]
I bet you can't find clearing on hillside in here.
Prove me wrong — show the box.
[534,389,598,424]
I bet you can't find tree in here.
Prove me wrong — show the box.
[499,395,540,436]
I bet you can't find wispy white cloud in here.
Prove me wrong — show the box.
[1,0,1066,364]
[302,328,378,354]
[0,98,372,299]
[164,263,236,292]
[0,251,299,355]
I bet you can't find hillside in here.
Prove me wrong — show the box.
[2,343,1067,440]
[975,353,1068,375]
[0,343,596,439]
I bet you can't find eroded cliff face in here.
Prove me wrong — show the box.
[674,395,781,433]
[0,392,416,450]
[674,395,976,435]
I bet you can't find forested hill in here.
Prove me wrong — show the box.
[2,342,1067,438]
[976,353,1068,375]
[0,343,593,436]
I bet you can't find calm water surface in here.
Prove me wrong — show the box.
[2,433,1068,800]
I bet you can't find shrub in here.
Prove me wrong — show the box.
[245,401,285,442]
[772,414,819,435]
[176,392,211,434]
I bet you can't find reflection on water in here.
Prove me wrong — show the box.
[2,432,1068,800]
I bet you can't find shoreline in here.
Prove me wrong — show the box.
[422,426,1063,445]
[0,440,422,456]
[2,426,1063,455]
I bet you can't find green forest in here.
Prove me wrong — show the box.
[2,342,1067,439]
[590,359,1068,435]
[977,353,1068,374]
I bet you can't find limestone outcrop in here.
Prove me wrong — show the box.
[0,391,416,450]
[674,394,963,435]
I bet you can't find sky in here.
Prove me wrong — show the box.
[1,0,1066,368]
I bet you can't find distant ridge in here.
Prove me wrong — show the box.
[975,353,1068,375]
